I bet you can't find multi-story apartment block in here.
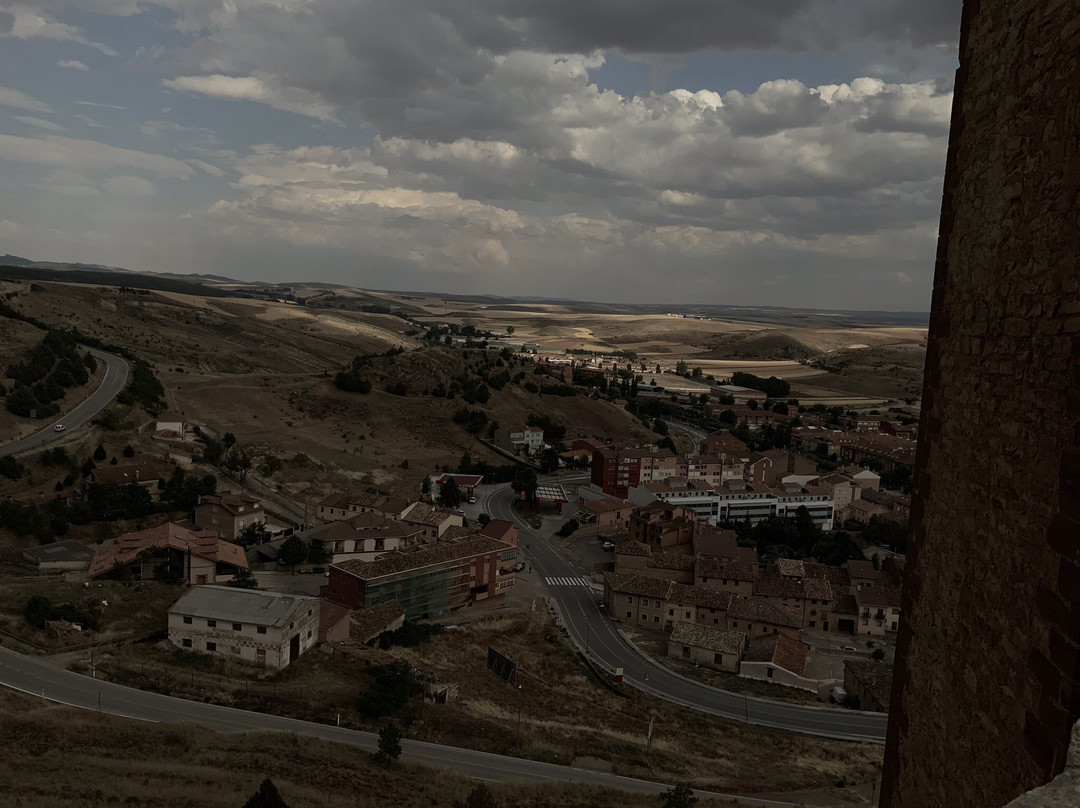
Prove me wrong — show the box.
[322,535,517,619]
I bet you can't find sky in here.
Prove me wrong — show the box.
[0,1,962,310]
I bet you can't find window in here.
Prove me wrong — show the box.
[681,646,690,658]
[206,641,217,651]
[182,638,192,648]
[626,596,634,604]
[732,621,738,628]
[257,626,267,635]
[762,626,767,633]
[766,668,774,679]
[809,621,816,628]
[232,623,242,632]
[308,609,313,616]
[668,609,674,617]
[626,611,633,618]
[207,619,216,628]
[713,653,723,665]
[182,616,192,625]
[653,616,660,623]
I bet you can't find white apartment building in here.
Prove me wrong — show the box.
[168,586,320,670]
[628,479,834,530]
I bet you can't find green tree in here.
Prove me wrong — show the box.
[505,325,515,335]
[438,478,463,508]
[653,418,668,436]
[93,444,107,461]
[378,722,403,764]
[661,783,698,808]
[511,465,538,503]
[358,661,422,719]
[242,778,290,808]
[538,447,561,474]
[675,360,688,375]
[122,444,135,458]
[278,536,307,570]
[477,513,492,527]
[420,476,432,496]
[455,783,500,808]
[238,522,271,547]
[228,567,260,590]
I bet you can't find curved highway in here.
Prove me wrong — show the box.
[483,484,888,743]
[0,347,130,457]
[0,648,799,807]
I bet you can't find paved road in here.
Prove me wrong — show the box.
[0,348,130,458]
[667,420,708,453]
[482,485,888,743]
[0,648,800,807]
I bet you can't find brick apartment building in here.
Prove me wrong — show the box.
[322,535,518,619]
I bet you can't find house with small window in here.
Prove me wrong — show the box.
[167,586,319,669]
[194,492,265,542]
[667,622,747,672]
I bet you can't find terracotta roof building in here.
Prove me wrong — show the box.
[195,492,264,542]
[844,660,894,712]
[668,622,748,672]
[89,522,248,585]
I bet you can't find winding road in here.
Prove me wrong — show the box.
[481,484,889,743]
[0,648,800,807]
[0,347,130,458]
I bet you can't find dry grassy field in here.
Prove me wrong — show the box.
[0,691,739,808]
[94,611,881,797]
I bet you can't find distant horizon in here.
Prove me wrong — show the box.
[0,2,960,311]
[0,252,931,320]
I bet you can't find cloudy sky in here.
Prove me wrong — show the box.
[0,1,961,310]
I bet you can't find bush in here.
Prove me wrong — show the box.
[378,621,444,649]
[556,518,579,537]
[357,662,422,719]
[116,359,165,410]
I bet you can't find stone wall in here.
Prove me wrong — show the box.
[880,1,1080,806]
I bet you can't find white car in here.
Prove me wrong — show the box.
[602,541,615,551]
[53,424,65,432]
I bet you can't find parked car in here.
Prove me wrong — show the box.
[467,496,477,504]
[602,541,615,551]
[512,561,527,572]
[53,424,65,432]
[840,645,857,652]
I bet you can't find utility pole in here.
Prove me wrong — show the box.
[516,685,524,747]
[646,715,655,753]
[744,691,749,724]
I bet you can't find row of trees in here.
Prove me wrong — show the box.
[3,330,95,418]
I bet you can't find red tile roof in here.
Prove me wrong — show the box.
[88,522,247,579]
[744,633,809,676]
[90,463,164,486]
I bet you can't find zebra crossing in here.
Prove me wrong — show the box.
[544,576,590,587]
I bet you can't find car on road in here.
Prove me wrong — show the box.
[602,540,615,551]
[467,496,477,504]
[512,561,527,572]
[53,424,65,432]
[840,645,857,652]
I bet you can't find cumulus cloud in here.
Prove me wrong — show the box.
[0,133,194,178]
[0,86,52,113]
[162,74,339,122]
[195,66,948,285]
[0,5,118,55]
[58,59,89,71]
[12,115,64,131]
